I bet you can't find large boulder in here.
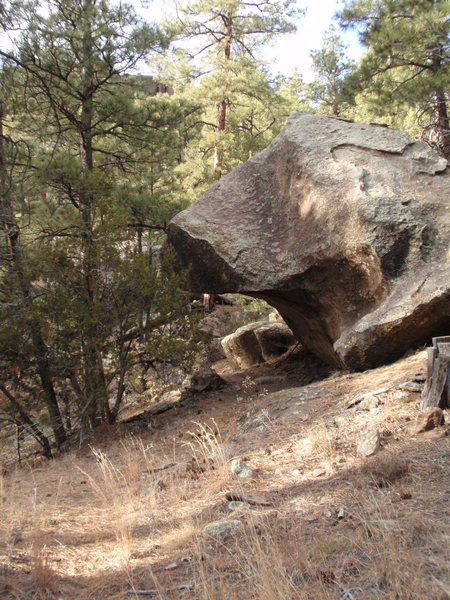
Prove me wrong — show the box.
[221,321,296,369]
[168,112,450,370]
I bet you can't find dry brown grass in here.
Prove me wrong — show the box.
[0,349,449,599]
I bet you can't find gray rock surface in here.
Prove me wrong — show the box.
[359,396,380,411]
[203,520,241,539]
[148,401,175,416]
[414,407,445,433]
[228,501,245,511]
[182,366,226,394]
[160,390,181,403]
[168,112,450,369]
[399,381,423,393]
[230,457,253,478]
[221,321,296,369]
[268,309,284,323]
[357,429,381,456]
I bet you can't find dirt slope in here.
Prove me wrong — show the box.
[0,348,449,599]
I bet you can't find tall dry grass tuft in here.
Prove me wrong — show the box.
[191,485,449,600]
[30,527,54,592]
[346,489,449,599]
[81,448,139,569]
[194,514,310,600]
[184,420,228,471]
[238,518,299,600]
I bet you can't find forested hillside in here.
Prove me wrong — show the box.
[0,2,449,599]
[0,0,448,454]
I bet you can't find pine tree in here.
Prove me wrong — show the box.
[277,70,310,113]
[0,0,201,439]
[0,3,67,451]
[308,26,355,117]
[339,0,450,156]
[169,0,301,184]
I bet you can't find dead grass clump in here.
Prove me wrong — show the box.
[30,528,55,592]
[344,453,410,489]
[194,515,300,600]
[182,420,236,496]
[80,448,145,571]
[305,421,353,472]
[343,490,450,600]
[0,569,27,600]
[362,454,410,488]
[361,523,443,599]
[158,520,200,552]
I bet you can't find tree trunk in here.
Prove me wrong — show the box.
[435,89,450,159]
[0,384,52,458]
[0,101,66,448]
[214,14,232,180]
[109,339,132,423]
[78,1,110,426]
[431,43,450,159]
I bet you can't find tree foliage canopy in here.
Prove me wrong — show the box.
[0,0,204,454]
[339,0,450,155]
[308,25,355,117]
[167,0,301,184]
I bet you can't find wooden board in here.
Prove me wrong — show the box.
[422,341,450,410]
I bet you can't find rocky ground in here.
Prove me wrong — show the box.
[0,342,449,599]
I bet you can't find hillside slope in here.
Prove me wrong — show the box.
[1,348,449,599]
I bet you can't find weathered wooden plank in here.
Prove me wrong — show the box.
[432,336,450,348]
[428,347,438,378]
[440,344,450,409]
[421,354,450,410]
[437,342,450,356]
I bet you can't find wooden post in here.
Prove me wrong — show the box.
[427,347,438,379]
[421,339,450,410]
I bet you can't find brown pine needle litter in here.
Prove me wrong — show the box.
[0,349,449,599]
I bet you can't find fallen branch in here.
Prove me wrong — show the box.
[225,490,273,506]
[153,462,176,473]
[126,584,193,596]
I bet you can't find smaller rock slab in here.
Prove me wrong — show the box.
[182,366,226,393]
[230,458,253,479]
[203,520,241,539]
[222,321,296,369]
[413,407,445,433]
[357,429,381,456]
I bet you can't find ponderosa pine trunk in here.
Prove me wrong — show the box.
[78,2,110,427]
[213,14,232,180]
[431,42,450,159]
[0,101,66,449]
[435,89,450,159]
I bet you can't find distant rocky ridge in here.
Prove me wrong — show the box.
[168,112,450,370]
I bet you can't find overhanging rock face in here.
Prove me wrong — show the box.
[168,112,450,369]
